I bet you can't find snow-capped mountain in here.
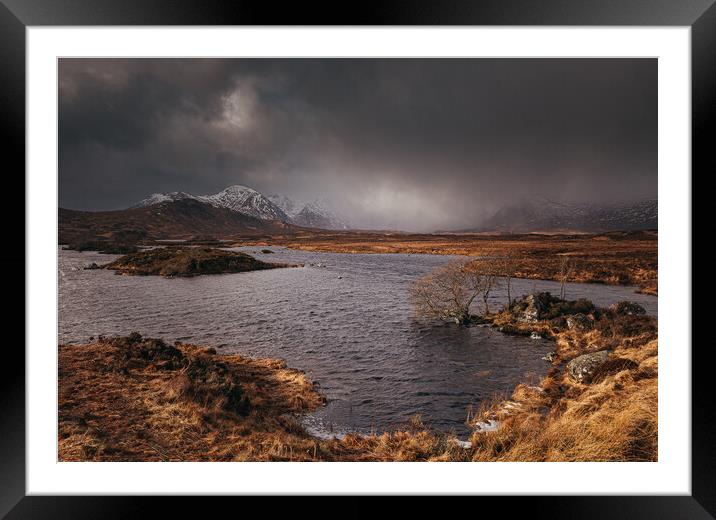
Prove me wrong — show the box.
[135,185,288,222]
[269,194,349,229]
[474,198,657,233]
[201,185,289,221]
[133,185,349,229]
[268,194,302,218]
[292,200,349,230]
[132,191,197,208]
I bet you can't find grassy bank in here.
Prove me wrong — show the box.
[468,297,658,461]
[59,334,325,461]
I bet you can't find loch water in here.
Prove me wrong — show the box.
[59,247,657,437]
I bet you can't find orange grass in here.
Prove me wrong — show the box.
[467,310,658,461]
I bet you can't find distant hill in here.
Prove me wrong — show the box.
[59,198,300,244]
[466,198,657,233]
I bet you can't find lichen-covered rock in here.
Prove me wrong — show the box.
[510,292,586,322]
[610,301,646,316]
[519,294,543,322]
[566,313,593,331]
[513,293,549,322]
[566,350,610,383]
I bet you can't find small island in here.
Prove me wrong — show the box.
[103,247,291,277]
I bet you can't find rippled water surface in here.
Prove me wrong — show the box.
[59,246,657,437]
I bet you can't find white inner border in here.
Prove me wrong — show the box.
[27,27,690,495]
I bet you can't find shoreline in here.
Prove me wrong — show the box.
[230,232,658,295]
[59,295,657,461]
[61,228,658,294]
[62,243,658,298]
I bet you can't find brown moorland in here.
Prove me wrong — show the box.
[59,297,657,461]
[59,200,657,294]
[234,230,658,295]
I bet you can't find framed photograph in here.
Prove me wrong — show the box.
[6,0,709,514]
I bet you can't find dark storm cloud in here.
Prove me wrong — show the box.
[59,58,656,231]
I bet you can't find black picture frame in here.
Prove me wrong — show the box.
[4,0,708,516]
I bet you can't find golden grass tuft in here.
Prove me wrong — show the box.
[467,310,658,462]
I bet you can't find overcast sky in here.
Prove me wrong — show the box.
[59,58,656,231]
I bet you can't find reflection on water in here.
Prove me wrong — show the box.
[59,246,656,437]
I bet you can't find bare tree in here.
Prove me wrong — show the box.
[409,261,486,326]
[469,258,502,315]
[558,256,572,300]
[501,254,516,307]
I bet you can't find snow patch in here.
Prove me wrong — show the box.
[474,419,499,433]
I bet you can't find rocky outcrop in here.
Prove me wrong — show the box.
[566,313,593,331]
[610,301,646,316]
[566,350,610,383]
[513,293,550,322]
[509,293,597,325]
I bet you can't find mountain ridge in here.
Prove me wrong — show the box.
[135,184,350,230]
[464,198,657,233]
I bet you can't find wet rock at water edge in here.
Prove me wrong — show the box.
[469,315,489,326]
[566,350,611,383]
[84,262,101,270]
[542,351,557,363]
[610,301,646,316]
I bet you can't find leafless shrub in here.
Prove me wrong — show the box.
[497,254,518,307]
[409,261,487,325]
[469,258,502,315]
[558,256,572,300]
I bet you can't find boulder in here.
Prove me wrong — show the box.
[566,350,611,383]
[566,313,593,331]
[610,301,646,316]
[515,294,546,322]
